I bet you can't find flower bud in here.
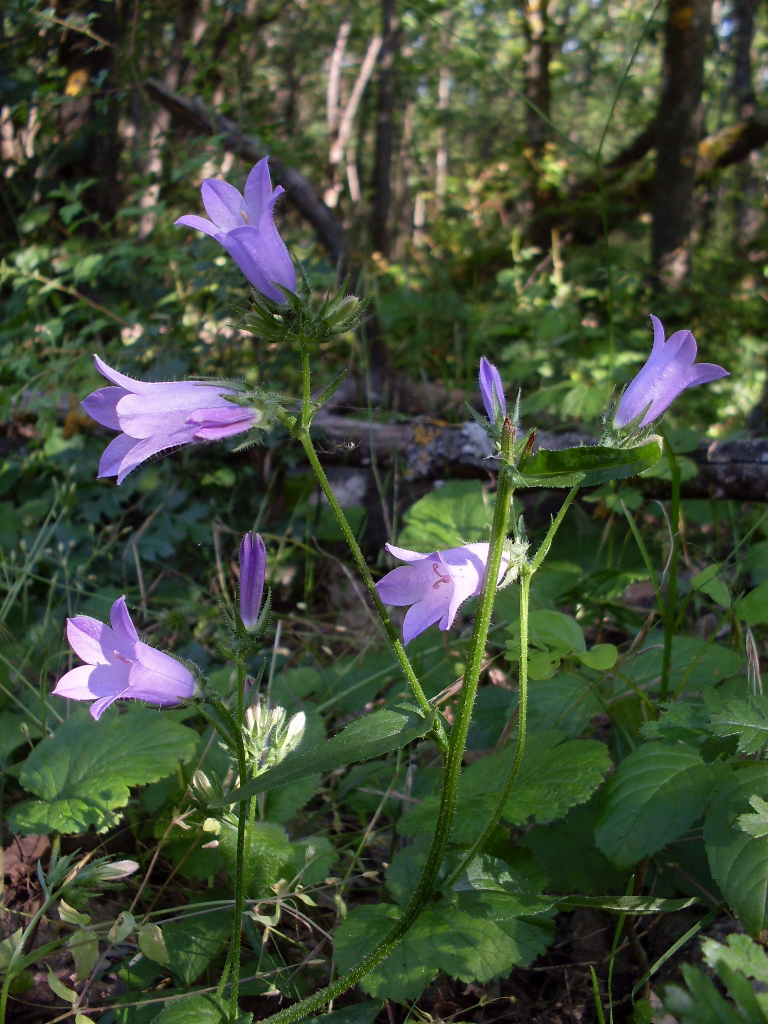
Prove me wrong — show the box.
[239,532,266,631]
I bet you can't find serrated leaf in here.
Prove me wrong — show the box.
[334,896,554,1002]
[397,480,492,549]
[8,709,198,834]
[705,764,768,935]
[595,743,724,868]
[511,438,663,488]
[219,704,434,806]
[399,731,610,841]
[702,933,768,984]
[738,795,768,838]
[707,694,768,755]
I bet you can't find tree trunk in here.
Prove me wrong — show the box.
[521,0,552,214]
[651,0,711,287]
[369,0,398,257]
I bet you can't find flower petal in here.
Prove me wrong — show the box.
[174,214,220,237]
[65,615,113,665]
[402,588,452,645]
[130,642,196,702]
[200,179,248,231]
[109,596,139,648]
[81,386,126,430]
[244,157,282,218]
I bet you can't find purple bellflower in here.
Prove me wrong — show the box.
[479,356,507,424]
[376,542,510,646]
[175,157,296,302]
[239,532,267,631]
[82,355,259,484]
[53,596,196,721]
[614,315,728,430]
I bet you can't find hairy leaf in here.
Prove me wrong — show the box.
[8,709,197,834]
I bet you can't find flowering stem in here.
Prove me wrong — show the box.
[216,657,249,1017]
[293,424,447,754]
[659,440,681,704]
[259,461,516,1024]
[443,484,579,888]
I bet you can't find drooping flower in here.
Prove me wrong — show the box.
[375,542,510,646]
[614,315,728,429]
[53,596,196,721]
[175,157,296,302]
[82,355,259,484]
[479,356,507,424]
[239,532,267,631]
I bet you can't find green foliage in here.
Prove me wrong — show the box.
[396,480,492,550]
[661,934,768,1024]
[594,743,726,868]
[7,709,197,834]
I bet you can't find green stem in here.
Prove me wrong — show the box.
[0,888,60,1023]
[659,441,681,704]
[258,463,516,1024]
[222,658,249,1018]
[443,485,578,888]
[296,426,447,753]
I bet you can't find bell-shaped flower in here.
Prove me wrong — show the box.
[479,356,507,424]
[82,355,259,484]
[614,315,728,429]
[175,157,296,302]
[53,596,196,721]
[375,542,510,645]
[239,532,267,631]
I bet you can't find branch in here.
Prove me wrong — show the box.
[144,77,347,269]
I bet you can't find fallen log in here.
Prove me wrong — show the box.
[312,411,768,502]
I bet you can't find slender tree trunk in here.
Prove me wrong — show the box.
[730,0,761,245]
[435,11,453,210]
[651,0,711,287]
[369,0,398,257]
[53,0,122,225]
[521,0,552,212]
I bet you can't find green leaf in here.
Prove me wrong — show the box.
[577,644,618,670]
[148,993,230,1023]
[399,731,610,841]
[511,438,663,489]
[555,895,698,913]
[705,764,768,935]
[163,907,232,985]
[595,743,724,868]
[218,819,336,898]
[334,897,554,1002]
[735,582,768,626]
[304,1002,382,1024]
[707,694,768,755]
[218,704,435,806]
[703,932,768,984]
[691,565,731,608]
[737,795,768,839]
[8,709,198,834]
[397,480,492,549]
[138,923,170,965]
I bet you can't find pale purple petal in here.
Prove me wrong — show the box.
[92,354,164,395]
[185,404,257,439]
[111,431,196,484]
[65,615,113,665]
[376,541,507,645]
[54,598,196,718]
[220,222,295,301]
[97,433,142,481]
[478,357,506,422]
[174,214,221,238]
[81,386,126,430]
[244,157,282,217]
[402,589,452,646]
[200,179,248,231]
[615,316,728,429]
[109,596,139,647]
[129,643,196,702]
